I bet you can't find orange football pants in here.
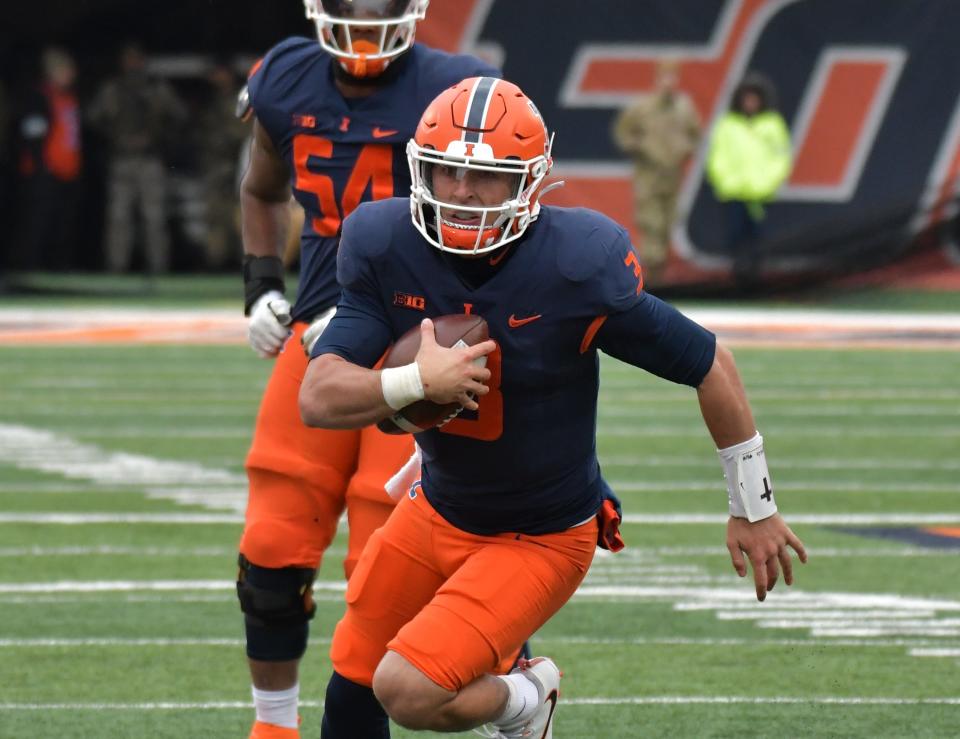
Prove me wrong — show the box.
[330,487,598,691]
[239,322,414,578]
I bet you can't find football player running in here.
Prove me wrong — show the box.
[300,77,808,738]
[237,2,498,736]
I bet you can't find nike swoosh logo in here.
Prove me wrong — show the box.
[539,690,559,739]
[508,314,542,328]
[488,244,512,266]
[372,127,399,138]
[506,696,527,722]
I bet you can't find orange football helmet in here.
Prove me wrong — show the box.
[303,0,428,78]
[407,77,555,254]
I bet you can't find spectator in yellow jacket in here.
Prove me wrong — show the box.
[706,71,791,288]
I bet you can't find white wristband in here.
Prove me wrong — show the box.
[381,363,425,411]
[717,432,777,522]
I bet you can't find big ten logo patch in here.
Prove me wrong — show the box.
[394,291,426,311]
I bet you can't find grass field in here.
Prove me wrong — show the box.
[0,293,958,737]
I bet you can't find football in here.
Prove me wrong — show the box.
[377,314,489,434]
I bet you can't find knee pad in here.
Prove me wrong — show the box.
[321,671,388,739]
[237,554,317,661]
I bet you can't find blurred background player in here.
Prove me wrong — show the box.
[14,46,83,272]
[235,1,498,736]
[300,76,806,739]
[613,59,701,288]
[706,70,792,290]
[87,41,187,275]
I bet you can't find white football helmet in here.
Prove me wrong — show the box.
[303,0,429,77]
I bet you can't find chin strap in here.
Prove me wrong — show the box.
[331,48,409,86]
[340,54,388,78]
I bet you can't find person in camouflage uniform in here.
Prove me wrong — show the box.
[613,59,701,286]
[88,42,187,274]
[198,61,250,271]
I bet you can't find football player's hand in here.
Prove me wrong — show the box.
[726,514,807,602]
[415,318,495,411]
[300,306,336,358]
[248,290,292,358]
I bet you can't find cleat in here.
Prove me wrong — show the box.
[249,719,301,738]
[491,656,561,739]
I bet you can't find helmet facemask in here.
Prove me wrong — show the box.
[407,137,553,255]
[304,0,429,78]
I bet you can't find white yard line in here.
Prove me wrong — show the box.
[0,513,243,524]
[812,627,960,637]
[598,546,956,558]
[545,636,960,648]
[760,618,960,629]
[2,580,957,612]
[1,635,957,649]
[597,425,960,438]
[715,610,938,621]
[620,513,960,525]
[67,428,251,439]
[17,406,253,417]
[609,481,960,493]
[599,456,960,472]
[910,648,960,657]
[0,546,234,557]
[599,405,960,418]
[0,545,344,558]
[0,580,344,594]
[1,696,958,710]
[570,696,960,705]
[4,512,959,526]
[0,593,346,605]
[0,423,247,513]
[597,389,960,400]
[0,638,245,647]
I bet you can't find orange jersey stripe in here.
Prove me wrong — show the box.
[579,315,608,354]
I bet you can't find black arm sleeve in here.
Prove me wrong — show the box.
[595,292,716,387]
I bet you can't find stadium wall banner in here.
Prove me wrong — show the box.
[419,0,960,274]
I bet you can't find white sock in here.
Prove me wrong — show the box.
[494,673,539,726]
[252,683,299,729]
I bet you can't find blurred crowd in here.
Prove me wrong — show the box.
[0,42,251,276]
[0,42,793,283]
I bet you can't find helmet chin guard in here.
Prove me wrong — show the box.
[304,0,428,78]
[407,77,555,255]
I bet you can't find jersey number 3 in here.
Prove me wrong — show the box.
[293,133,394,236]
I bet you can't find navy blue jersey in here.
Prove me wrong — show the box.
[247,37,498,321]
[314,200,717,535]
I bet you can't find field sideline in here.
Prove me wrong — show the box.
[0,304,958,737]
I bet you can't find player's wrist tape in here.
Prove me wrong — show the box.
[717,432,777,522]
[381,363,424,410]
[243,255,286,315]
